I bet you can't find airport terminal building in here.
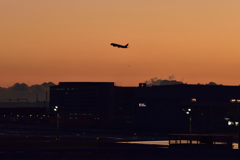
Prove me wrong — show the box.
[50,82,240,133]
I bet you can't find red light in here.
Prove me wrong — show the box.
[139,103,141,107]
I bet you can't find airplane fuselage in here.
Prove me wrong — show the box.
[110,43,128,48]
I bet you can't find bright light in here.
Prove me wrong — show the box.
[191,98,196,102]
[235,122,239,126]
[54,108,57,112]
[186,112,189,115]
[139,103,147,107]
[230,99,236,103]
[228,121,234,126]
[237,99,240,103]
[188,108,191,112]
[55,106,58,109]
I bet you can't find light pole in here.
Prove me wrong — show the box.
[186,108,192,134]
[54,106,59,139]
[229,99,240,149]
[182,107,192,134]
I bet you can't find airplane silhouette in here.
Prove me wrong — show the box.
[110,43,129,48]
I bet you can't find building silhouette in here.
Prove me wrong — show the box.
[50,82,240,133]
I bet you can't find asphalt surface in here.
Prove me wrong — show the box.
[0,124,239,160]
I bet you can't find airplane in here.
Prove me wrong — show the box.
[110,43,129,48]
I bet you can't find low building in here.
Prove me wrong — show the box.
[50,82,114,127]
[50,82,240,133]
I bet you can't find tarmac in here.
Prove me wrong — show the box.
[0,124,239,160]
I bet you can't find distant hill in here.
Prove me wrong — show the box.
[0,82,55,102]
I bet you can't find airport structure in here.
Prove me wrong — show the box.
[50,82,240,133]
[0,82,239,157]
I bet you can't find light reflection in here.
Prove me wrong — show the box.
[233,143,238,149]
[118,141,239,149]
[118,140,169,148]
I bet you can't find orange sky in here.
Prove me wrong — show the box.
[1,0,240,87]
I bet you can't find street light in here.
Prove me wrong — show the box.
[224,116,240,149]
[228,99,240,149]
[54,106,60,139]
[182,108,192,134]
[188,109,192,134]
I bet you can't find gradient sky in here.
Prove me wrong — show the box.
[1,0,240,87]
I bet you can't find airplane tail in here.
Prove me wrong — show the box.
[125,44,129,47]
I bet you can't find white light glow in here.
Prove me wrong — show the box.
[188,108,191,112]
[228,121,234,126]
[186,112,189,115]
